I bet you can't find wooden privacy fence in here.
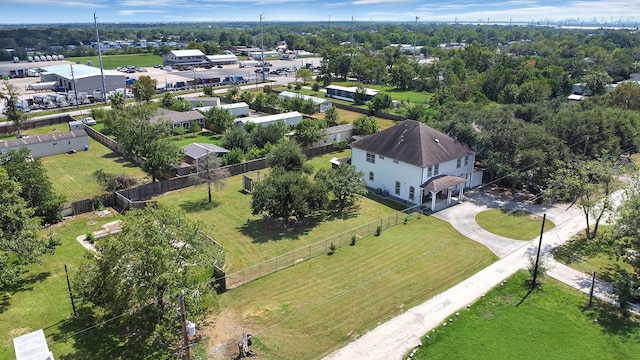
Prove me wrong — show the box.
[221,204,422,290]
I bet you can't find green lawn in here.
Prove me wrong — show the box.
[67,54,163,70]
[553,228,633,282]
[475,209,556,241]
[329,80,433,104]
[41,138,147,202]
[168,129,224,148]
[155,150,402,272]
[208,215,497,360]
[0,210,123,360]
[412,271,640,360]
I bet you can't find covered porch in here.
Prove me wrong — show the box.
[420,175,467,212]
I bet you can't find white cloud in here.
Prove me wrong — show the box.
[4,0,108,7]
[119,9,166,16]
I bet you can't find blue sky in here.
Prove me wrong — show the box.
[0,0,639,25]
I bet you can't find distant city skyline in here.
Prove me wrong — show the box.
[1,0,639,25]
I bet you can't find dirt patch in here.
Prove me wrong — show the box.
[203,308,249,360]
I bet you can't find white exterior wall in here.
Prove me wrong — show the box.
[1,135,90,158]
[420,153,476,189]
[352,148,423,202]
[220,103,249,117]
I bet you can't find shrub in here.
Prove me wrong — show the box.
[328,242,337,255]
[294,83,302,91]
[350,235,357,246]
[85,232,96,244]
[375,224,382,236]
[312,82,320,92]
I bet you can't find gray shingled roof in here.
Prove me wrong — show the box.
[182,143,228,159]
[350,120,473,168]
[0,130,87,150]
[151,108,205,125]
[421,174,467,192]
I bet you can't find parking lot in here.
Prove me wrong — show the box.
[0,57,322,111]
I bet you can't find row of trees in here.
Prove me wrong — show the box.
[251,141,367,220]
[0,148,63,287]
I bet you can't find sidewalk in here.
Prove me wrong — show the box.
[323,190,625,360]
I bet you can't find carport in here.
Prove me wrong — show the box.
[421,175,467,212]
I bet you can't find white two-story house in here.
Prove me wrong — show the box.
[350,120,482,212]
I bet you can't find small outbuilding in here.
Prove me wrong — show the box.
[325,85,378,103]
[278,91,333,113]
[0,130,89,158]
[196,102,250,117]
[235,111,303,129]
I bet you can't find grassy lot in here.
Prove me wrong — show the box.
[329,80,433,104]
[0,210,123,360]
[205,215,497,360]
[41,137,146,202]
[412,271,640,360]
[475,209,556,241]
[154,150,404,271]
[553,227,633,282]
[67,54,163,70]
[168,129,224,148]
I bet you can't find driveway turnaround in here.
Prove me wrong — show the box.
[323,190,592,360]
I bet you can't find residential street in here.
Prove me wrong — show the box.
[324,189,636,360]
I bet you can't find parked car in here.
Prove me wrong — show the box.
[82,117,97,126]
[217,65,223,68]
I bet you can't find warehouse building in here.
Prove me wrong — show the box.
[38,64,125,93]
[206,54,239,65]
[163,49,209,67]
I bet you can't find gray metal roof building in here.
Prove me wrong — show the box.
[38,64,125,93]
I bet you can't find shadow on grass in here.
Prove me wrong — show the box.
[0,272,51,314]
[583,301,640,337]
[53,308,170,360]
[552,235,609,265]
[239,204,360,243]
[179,198,221,213]
[100,152,139,168]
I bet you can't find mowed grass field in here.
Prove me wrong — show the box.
[205,215,497,360]
[67,53,163,70]
[0,211,123,360]
[412,271,640,360]
[1,123,146,202]
[154,150,407,271]
[475,209,556,241]
[41,138,147,202]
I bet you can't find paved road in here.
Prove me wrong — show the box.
[323,189,629,360]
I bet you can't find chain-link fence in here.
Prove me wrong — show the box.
[223,204,422,289]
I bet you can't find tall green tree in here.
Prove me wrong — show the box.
[269,141,309,173]
[109,91,126,110]
[315,163,367,211]
[131,75,157,102]
[197,153,229,203]
[294,118,325,149]
[0,80,28,136]
[1,147,65,224]
[74,206,224,350]
[204,107,236,133]
[0,168,60,288]
[140,140,183,182]
[324,106,339,126]
[352,115,380,136]
[251,169,327,220]
[547,158,620,240]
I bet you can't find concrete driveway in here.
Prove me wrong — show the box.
[324,189,589,360]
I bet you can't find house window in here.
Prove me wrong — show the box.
[369,171,374,181]
[409,186,415,201]
[366,152,375,164]
[379,155,385,160]
[427,166,432,178]
[393,159,398,164]
[395,181,401,195]
[464,155,469,166]
[457,157,461,168]
[434,164,439,176]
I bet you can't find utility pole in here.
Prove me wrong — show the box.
[413,16,419,60]
[69,64,79,109]
[531,213,546,289]
[260,14,265,83]
[94,12,107,104]
[64,264,77,317]
[588,271,596,307]
[179,290,191,360]
[350,16,355,56]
